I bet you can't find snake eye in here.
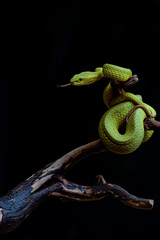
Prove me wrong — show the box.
[79,78,83,81]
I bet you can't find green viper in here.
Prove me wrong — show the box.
[65,64,156,154]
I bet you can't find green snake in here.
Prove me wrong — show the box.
[62,64,156,154]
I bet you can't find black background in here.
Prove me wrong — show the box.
[1,1,160,239]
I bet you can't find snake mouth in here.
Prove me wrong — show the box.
[58,80,83,87]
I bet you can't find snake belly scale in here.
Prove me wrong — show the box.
[68,64,156,154]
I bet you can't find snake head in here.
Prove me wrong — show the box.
[70,71,103,86]
[70,73,85,86]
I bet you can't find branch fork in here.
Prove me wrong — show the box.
[0,139,154,234]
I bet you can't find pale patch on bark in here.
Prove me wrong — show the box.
[0,208,3,222]
[31,175,52,193]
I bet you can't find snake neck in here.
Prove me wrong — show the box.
[94,67,104,81]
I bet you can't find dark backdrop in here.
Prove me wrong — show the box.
[0,1,160,239]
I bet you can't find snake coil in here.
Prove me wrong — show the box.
[98,64,156,154]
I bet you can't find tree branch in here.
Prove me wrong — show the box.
[144,117,160,130]
[0,140,154,234]
[49,175,153,210]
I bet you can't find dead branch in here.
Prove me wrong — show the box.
[0,139,154,234]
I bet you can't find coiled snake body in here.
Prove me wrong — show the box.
[69,64,156,154]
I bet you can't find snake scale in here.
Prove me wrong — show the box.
[63,64,156,154]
